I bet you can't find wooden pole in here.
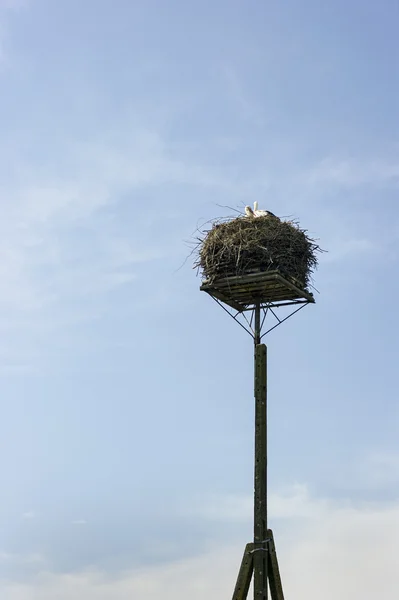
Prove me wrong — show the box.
[254,300,261,346]
[253,300,268,600]
[231,301,286,600]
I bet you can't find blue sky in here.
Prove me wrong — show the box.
[0,1,398,598]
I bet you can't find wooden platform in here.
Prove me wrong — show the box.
[200,270,314,312]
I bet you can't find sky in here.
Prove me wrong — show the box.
[0,0,398,598]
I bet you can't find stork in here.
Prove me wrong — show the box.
[245,205,255,217]
[253,201,278,218]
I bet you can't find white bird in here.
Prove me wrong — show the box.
[245,205,255,217]
[253,201,278,218]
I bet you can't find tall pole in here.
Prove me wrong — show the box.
[253,300,268,599]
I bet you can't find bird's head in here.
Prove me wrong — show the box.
[253,201,258,211]
[245,206,254,217]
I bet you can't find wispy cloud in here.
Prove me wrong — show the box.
[0,133,199,318]
[21,511,35,520]
[0,551,44,565]
[0,124,239,370]
[304,156,399,188]
[355,451,399,489]
[185,484,330,523]
[1,126,396,330]
[0,488,397,599]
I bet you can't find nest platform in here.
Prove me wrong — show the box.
[200,269,314,312]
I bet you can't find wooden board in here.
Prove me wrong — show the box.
[200,270,314,311]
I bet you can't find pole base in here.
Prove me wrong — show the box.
[232,530,284,600]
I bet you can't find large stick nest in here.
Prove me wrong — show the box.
[194,215,323,290]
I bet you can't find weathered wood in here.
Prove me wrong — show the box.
[275,275,314,303]
[200,270,314,308]
[267,530,285,600]
[230,344,286,600]
[231,533,286,600]
[254,343,268,600]
[221,298,296,599]
[232,543,255,600]
[199,285,245,312]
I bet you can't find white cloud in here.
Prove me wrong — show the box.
[0,115,396,372]
[0,141,161,319]
[283,500,399,599]
[21,512,35,520]
[369,451,399,473]
[0,127,231,317]
[0,552,44,565]
[357,451,399,489]
[0,124,237,369]
[188,492,252,522]
[185,484,328,522]
[1,128,396,323]
[0,488,397,599]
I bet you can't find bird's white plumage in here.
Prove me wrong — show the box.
[244,202,278,219]
[253,201,277,218]
[245,205,254,217]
